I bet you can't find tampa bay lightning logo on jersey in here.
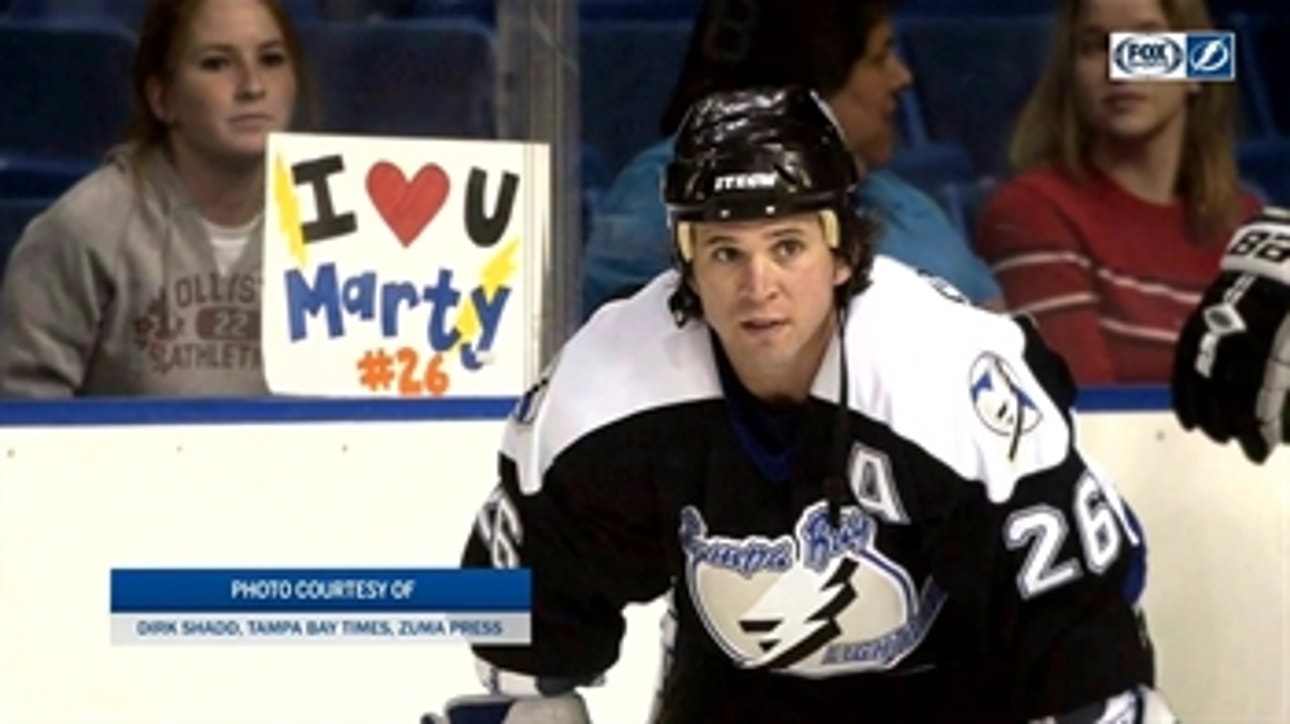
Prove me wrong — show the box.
[969,352,1041,437]
[678,502,945,676]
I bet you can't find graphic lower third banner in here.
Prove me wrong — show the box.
[109,568,530,645]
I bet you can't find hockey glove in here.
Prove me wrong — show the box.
[1172,208,1290,463]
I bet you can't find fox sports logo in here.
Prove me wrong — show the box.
[1113,35,1184,77]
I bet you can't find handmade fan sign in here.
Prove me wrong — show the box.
[262,132,549,397]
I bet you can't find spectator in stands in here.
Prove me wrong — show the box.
[580,0,1004,320]
[0,0,309,397]
[974,0,1260,385]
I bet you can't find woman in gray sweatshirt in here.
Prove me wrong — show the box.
[0,0,309,397]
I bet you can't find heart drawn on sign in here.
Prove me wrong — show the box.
[365,161,451,247]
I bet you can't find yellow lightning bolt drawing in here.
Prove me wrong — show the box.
[452,239,520,351]
[272,152,306,268]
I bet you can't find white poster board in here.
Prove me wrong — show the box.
[261,132,550,397]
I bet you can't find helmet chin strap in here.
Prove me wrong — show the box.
[824,304,850,528]
[675,212,854,527]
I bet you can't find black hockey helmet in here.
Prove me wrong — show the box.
[662,85,876,321]
[663,85,878,529]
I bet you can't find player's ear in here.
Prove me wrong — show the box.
[832,255,852,287]
[686,269,701,297]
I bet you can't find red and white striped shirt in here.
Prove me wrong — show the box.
[974,166,1260,385]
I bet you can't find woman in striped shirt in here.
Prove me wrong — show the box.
[974,0,1260,385]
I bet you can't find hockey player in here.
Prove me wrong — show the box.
[438,86,1175,723]
[1172,206,1290,464]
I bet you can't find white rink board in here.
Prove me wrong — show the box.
[0,409,1286,723]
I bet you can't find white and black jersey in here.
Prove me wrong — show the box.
[462,257,1155,723]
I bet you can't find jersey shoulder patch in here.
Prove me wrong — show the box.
[840,260,1072,502]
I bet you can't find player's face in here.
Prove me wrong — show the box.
[148,0,297,171]
[1073,0,1194,147]
[689,212,850,400]
[824,19,912,169]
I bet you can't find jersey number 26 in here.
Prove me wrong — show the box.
[1004,471,1127,599]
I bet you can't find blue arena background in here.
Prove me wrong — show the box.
[2,0,1288,282]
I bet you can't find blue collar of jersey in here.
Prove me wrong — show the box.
[711,332,800,484]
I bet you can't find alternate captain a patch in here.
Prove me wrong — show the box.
[968,352,1041,438]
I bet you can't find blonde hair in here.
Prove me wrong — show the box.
[1008,0,1243,241]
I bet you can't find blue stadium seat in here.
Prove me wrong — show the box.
[0,197,50,282]
[408,0,494,23]
[6,0,318,28]
[581,144,611,201]
[581,144,612,243]
[408,0,699,24]
[0,156,94,198]
[896,0,1058,16]
[321,0,418,21]
[577,0,701,22]
[1238,137,1290,207]
[1207,0,1283,24]
[0,22,135,183]
[1231,13,1290,140]
[885,143,976,199]
[579,19,692,179]
[6,0,147,27]
[297,18,499,139]
[897,14,1055,179]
